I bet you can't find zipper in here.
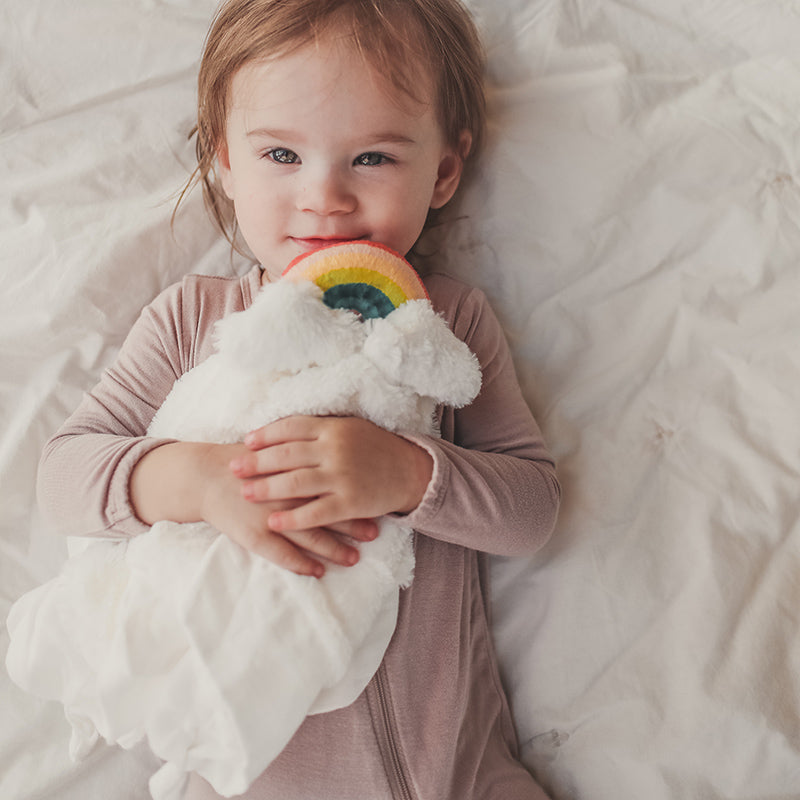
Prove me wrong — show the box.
[371,662,414,800]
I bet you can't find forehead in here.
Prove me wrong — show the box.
[227,33,438,132]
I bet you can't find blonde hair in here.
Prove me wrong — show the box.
[177,0,486,247]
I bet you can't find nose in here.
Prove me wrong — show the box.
[297,165,356,215]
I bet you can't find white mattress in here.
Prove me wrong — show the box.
[3,1,800,798]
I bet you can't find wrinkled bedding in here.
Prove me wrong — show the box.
[2,1,800,798]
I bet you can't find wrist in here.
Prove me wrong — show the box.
[397,439,434,515]
[130,441,238,525]
[195,441,244,523]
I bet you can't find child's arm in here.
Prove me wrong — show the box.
[37,271,377,576]
[400,279,561,555]
[232,276,561,557]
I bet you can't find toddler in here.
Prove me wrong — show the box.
[37,0,561,797]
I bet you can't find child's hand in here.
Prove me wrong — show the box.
[131,441,378,578]
[230,415,434,535]
[201,442,381,578]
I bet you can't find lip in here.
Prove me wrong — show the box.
[290,236,366,252]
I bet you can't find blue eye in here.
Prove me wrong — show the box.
[354,152,389,167]
[266,148,299,164]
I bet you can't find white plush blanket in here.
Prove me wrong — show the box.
[3,1,800,798]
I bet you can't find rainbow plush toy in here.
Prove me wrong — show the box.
[7,242,481,800]
[282,240,430,317]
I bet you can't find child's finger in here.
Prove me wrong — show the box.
[327,517,379,542]
[240,467,326,503]
[245,529,326,578]
[268,495,343,535]
[244,415,319,450]
[281,527,361,567]
[238,516,367,572]
[230,439,318,481]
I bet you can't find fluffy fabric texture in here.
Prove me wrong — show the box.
[6,272,481,800]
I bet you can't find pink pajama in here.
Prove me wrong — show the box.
[38,265,560,799]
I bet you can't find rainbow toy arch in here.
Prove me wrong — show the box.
[282,241,428,319]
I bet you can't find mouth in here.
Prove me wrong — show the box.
[290,236,366,252]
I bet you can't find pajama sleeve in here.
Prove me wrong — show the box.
[400,274,561,557]
[36,271,255,538]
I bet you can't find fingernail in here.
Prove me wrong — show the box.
[230,457,243,473]
[244,432,257,447]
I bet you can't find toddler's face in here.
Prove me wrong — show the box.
[218,33,464,278]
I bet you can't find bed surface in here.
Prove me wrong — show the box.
[3,1,800,798]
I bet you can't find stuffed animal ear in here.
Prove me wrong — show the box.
[363,301,481,408]
[214,280,365,374]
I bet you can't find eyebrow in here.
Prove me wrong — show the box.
[245,128,296,140]
[245,128,418,146]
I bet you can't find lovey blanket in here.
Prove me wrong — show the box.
[6,242,481,800]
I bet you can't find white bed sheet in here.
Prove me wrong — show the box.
[3,1,800,798]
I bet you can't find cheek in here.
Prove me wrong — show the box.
[236,181,276,220]
[381,172,435,216]
[230,191,271,250]
[408,164,443,211]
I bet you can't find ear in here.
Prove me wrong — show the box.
[217,142,235,200]
[430,130,472,209]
